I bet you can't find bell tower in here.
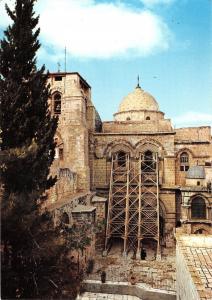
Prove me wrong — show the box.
[47,72,91,192]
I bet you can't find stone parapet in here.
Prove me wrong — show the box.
[82,280,176,300]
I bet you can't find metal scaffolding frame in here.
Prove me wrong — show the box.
[105,151,160,258]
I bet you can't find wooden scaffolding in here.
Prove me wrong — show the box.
[105,151,160,258]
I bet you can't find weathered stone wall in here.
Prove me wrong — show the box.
[160,191,176,246]
[174,126,212,186]
[175,127,211,142]
[46,73,99,206]
[103,119,173,133]
[92,133,176,188]
[45,72,212,262]
[175,142,212,186]
[113,110,165,121]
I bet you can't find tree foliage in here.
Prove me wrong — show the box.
[0,1,90,298]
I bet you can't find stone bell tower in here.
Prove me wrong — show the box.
[47,72,92,194]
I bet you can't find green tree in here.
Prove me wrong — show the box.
[0,0,87,298]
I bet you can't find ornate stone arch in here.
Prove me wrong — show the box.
[176,148,194,158]
[188,193,209,206]
[51,90,62,115]
[104,139,134,159]
[134,138,165,158]
[188,194,209,220]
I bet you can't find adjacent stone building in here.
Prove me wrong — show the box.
[45,72,212,260]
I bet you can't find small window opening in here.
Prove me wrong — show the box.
[191,197,206,219]
[196,229,203,234]
[180,152,189,172]
[146,116,150,120]
[55,76,62,81]
[180,165,189,171]
[117,151,126,167]
[53,93,61,114]
[126,117,131,121]
[197,181,200,186]
[59,148,63,160]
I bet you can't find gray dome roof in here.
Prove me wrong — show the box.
[186,166,205,179]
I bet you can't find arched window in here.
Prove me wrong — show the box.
[146,116,150,120]
[191,197,206,219]
[142,150,156,172]
[53,93,61,114]
[117,151,126,167]
[180,152,189,171]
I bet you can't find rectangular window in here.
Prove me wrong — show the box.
[180,165,189,171]
[55,76,62,81]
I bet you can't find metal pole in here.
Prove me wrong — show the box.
[137,154,142,259]
[123,154,130,257]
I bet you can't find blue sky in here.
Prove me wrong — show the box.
[0,0,212,128]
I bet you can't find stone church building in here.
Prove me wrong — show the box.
[45,72,212,259]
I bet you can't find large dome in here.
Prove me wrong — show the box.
[118,85,159,113]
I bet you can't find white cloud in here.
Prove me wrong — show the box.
[0,0,172,59]
[140,0,175,7]
[36,0,171,59]
[173,112,212,128]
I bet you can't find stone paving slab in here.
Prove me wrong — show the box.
[177,235,212,300]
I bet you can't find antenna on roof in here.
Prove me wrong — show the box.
[64,46,67,73]
[137,75,140,88]
[64,46,67,94]
[57,62,61,73]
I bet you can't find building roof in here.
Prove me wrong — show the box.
[186,166,206,179]
[48,72,91,88]
[118,85,159,113]
[72,204,96,213]
[91,195,107,203]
